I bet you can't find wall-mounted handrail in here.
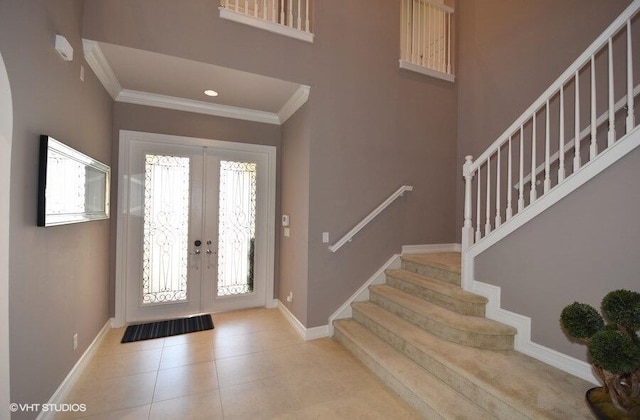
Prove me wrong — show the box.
[329,185,414,253]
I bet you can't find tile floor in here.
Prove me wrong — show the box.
[56,308,421,419]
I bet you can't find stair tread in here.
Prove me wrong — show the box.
[370,284,516,336]
[402,252,461,274]
[334,318,492,419]
[386,268,488,304]
[353,301,594,418]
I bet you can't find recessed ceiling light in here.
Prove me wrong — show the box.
[204,89,219,97]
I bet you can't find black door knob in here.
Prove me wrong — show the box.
[194,240,202,247]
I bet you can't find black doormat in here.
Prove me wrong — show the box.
[121,314,214,343]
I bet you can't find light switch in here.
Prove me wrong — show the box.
[282,215,290,226]
[284,227,290,237]
[322,232,329,243]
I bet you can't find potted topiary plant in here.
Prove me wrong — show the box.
[560,289,640,418]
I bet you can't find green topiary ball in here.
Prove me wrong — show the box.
[560,302,605,340]
[589,329,640,374]
[602,289,640,333]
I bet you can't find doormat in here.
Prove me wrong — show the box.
[121,314,214,343]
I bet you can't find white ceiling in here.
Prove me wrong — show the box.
[83,41,308,125]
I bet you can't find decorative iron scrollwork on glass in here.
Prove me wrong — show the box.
[217,161,257,297]
[142,154,190,305]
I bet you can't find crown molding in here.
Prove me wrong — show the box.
[82,39,122,99]
[116,90,282,125]
[82,39,308,125]
[278,85,310,123]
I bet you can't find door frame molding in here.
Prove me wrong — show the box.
[114,130,277,327]
[0,52,13,419]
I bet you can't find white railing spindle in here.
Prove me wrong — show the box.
[627,20,635,132]
[495,149,502,228]
[297,0,301,30]
[574,71,582,171]
[288,0,293,27]
[305,0,310,32]
[485,157,491,236]
[608,38,616,147]
[272,0,277,23]
[280,0,285,26]
[254,0,258,17]
[559,85,566,182]
[544,100,551,193]
[518,126,525,212]
[590,55,598,159]
[476,165,482,243]
[530,113,537,202]
[506,137,513,220]
[447,12,452,74]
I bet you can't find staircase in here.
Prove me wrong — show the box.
[333,252,594,419]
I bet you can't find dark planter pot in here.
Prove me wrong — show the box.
[586,387,640,420]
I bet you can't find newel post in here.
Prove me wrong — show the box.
[462,155,474,251]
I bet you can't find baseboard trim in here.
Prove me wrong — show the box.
[401,243,461,254]
[266,298,279,309]
[471,280,599,385]
[37,319,113,420]
[277,301,329,341]
[327,254,401,336]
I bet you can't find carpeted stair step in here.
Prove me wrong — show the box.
[386,268,487,317]
[369,284,516,350]
[350,301,594,419]
[333,318,493,419]
[401,252,461,286]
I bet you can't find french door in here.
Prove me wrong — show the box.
[121,134,274,323]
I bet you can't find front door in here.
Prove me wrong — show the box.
[124,137,270,323]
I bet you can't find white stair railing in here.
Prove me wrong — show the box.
[462,0,639,252]
[329,185,413,253]
[219,0,313,42]
[400,0,454,82]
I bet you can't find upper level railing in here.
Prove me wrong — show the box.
[219,0,313,43]
[461,0,639,251]
[400,0,454,82]
[329,185,413,253]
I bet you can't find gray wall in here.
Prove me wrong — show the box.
[280,103,311,324]
[84,0,459,328]
[456,0,637,362]
[0,0,113,416]
[475,145,640,362]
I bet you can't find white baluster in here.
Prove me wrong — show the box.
[476,164,482,242]
[574,71,582,171]
[462,156,474,250]
[280,0,285,25]
[305,0,310,32]
[224,0,229,10]
[244,0,248,14]
[235,0,239,12]
[254,0,258,17]
[297,0,301,30]
[288,0,293,27]
[263,0,267,19]
[272,0,277,22]
[411,0,417,64]
[447,12,451,74]
[506,136,513,221]
[495,148,502,228]
[559,85,566,182]
[607,38,616,147]
[590,55,598,159]
[405,0,411,61]
[518,126,525,212]
[485,156,492,236]
[530,113,537,202]
[627,19,635,132]
[544,100,551,193]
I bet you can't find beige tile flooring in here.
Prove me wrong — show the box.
[56,308,420,419]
